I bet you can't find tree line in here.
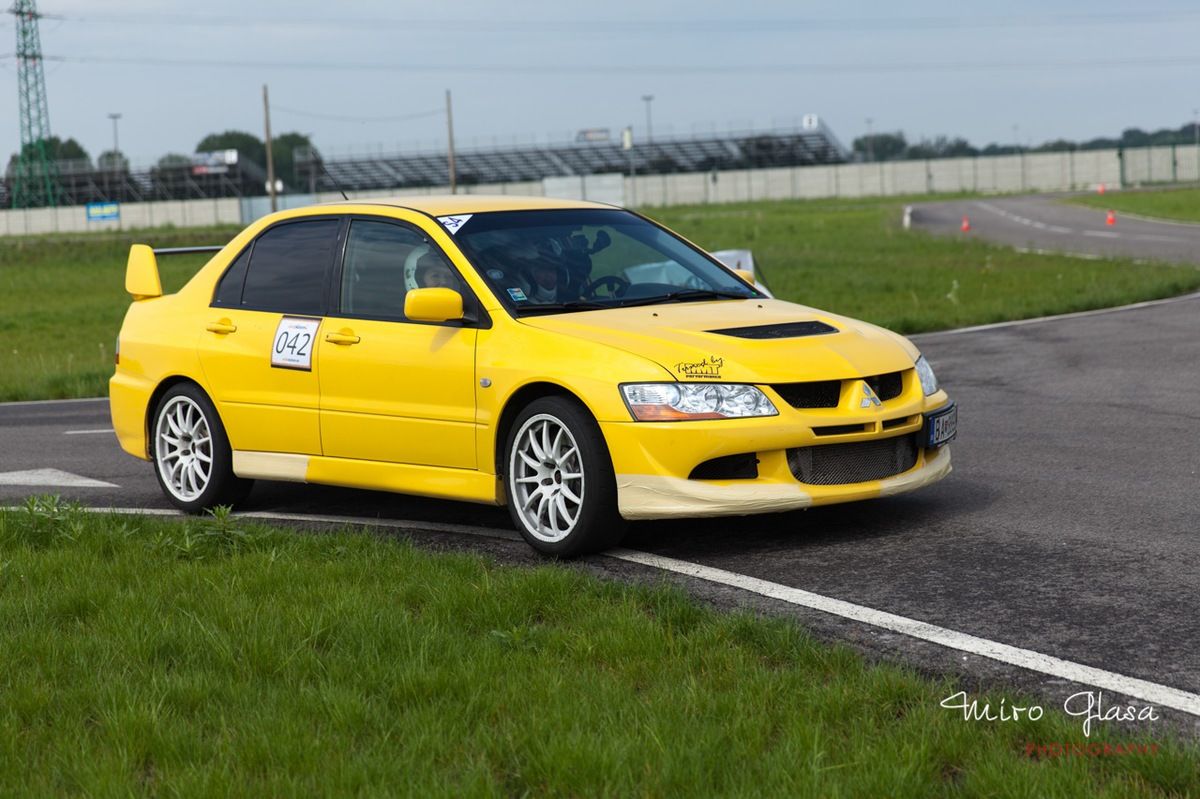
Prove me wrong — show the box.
[853,121,1200,162]
[6,130,316,191]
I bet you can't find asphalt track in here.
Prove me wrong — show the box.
[3,209,1200,733]
[911,192,1200,264]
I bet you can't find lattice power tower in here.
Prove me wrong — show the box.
[9,0,58,208]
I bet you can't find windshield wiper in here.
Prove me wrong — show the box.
[516,300,610,315]
[619,289,753,307]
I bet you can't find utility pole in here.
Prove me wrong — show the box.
[641,94,654,143]
[865,117,874,162]
[108,112,121,160]
[107,112,121,199]
[10,0,58,208]
[263,84,277,212]
[445,89,457,194]
[1194,108,1199,182]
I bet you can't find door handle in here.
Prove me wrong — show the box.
[325,331,361,345]
[205,320,237,334]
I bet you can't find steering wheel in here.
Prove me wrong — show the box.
[581,275,630,299]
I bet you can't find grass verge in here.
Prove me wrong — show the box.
[0,497,1196,796]
[1068,187,1200,223]
[3,199,1200,401]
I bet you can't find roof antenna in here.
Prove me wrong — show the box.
[310,149,349,201]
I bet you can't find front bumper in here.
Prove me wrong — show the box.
[601,390,955,521]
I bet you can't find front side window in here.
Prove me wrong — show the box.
[451,209,759,315]
[240,218,341,315]
[338,219,462,321]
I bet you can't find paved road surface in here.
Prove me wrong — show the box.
[912,193,1200,264]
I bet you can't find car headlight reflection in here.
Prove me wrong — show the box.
[621,383,778,421]
[915,355,939,396]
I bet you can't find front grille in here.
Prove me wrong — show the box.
[772,370,907,409]
[689,453,759,480]
[787,434,918,485]
[866,371,904,401]
[772,380,841,409]
[709,321,837,339]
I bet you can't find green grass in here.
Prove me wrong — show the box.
[3,197,1200,401]
[1,497,1195,796]
[0,225,240,402]
[1070,187,1200,223]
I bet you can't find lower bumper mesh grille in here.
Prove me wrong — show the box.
[787,434,918,485]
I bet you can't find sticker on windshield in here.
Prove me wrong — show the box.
[437,214,473,235]
[271,317,321,371]
[507,287,528,302]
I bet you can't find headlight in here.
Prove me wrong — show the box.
[621,383,778,421]
[915,355,939,395]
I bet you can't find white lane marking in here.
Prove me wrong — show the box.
[975,201,1076,234]
[0,468,118,488]
[1132,233,1187,243]
[63,428,115,435]
[1013,246,1103,261]
[913,291,1200,339]
[0,396,106,408]
[0,505,521,542]
[1083,230,1120,238]
[235,509,522,541]
[3,502,1196,715]
[609,549,1200,717]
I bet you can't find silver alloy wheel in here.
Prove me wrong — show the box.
[154,395,214,502]
[509,413,585,542]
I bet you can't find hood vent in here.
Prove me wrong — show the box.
[708,320,838,340]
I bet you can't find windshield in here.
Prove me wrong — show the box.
[450,209,760,315]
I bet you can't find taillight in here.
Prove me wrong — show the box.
[114,337,120,365]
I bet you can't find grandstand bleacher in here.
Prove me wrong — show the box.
[3,120,849,208]
[300,122,849,192]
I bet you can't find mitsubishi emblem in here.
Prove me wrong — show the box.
[860,383,882,409]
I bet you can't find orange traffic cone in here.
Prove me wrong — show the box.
[1098,183,1106,195]
[960,215,971,232]
[1105,210,1116,226]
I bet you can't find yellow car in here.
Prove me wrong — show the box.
[111,196,955,556]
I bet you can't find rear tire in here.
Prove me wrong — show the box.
[151,383,253,513]
[503,396,625,557]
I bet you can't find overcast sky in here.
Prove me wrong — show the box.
[2,1,1198,165]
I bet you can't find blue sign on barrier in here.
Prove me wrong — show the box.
[86,202,120,222]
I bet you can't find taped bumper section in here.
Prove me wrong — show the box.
[617,444,951,520]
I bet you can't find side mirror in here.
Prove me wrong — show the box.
[405,287,464,323]
[125,244,163,300]
[734,269,756,287]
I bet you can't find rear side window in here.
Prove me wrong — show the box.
[212,247,250,306]
[240,219,340,315]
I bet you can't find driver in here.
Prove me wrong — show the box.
[415,259,457,289]
[526,260,562,303]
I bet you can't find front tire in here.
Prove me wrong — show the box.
[504,396,625,557]
[151,383,253,513]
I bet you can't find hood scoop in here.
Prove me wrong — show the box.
[708,320,838,340]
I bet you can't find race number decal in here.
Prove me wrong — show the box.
[271,317,320,371]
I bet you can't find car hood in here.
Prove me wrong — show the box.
[518,299,919,383]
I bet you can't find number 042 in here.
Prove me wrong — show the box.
[270,317,321,370]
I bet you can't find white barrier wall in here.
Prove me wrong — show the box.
[0,196,242,236]
[2,145,1197,235]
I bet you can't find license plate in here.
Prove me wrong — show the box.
[925,404,957,448]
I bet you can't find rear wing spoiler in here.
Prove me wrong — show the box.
[125,244,224,301]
